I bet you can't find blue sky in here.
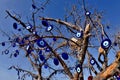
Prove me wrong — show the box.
[0,0,120,80]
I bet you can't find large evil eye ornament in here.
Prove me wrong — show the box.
[42,20,49,27]
[36,39,47,48]
[90,58,96,65]
[46,25,53,32]
[101,39,111,49]
[76,31,83,38]
[53,58,59,66]
[75,64,82,73]
[61,52,69,60]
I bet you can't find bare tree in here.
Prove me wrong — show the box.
[0,0,120,80]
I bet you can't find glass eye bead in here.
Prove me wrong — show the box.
[61,52,69,60]
[37,39,46,48]
[32,4,36,9]
[90,58,95,65]
[14,53,18,57]
[76,31,83,38]
[53,38,57,41]
[75,64,82,73]
[46,25,53,32]
[1,42,5,46]
[45,47,51,52]
[101,39,111,49]
[42,20,49,27]
[13,23,18,29]
[53,58,59,66]
[85,11,91,16]
[26,24,32,30]
[4,49,9,54]
[39,54,45,61]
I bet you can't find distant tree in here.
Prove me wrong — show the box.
[1,0,120,80]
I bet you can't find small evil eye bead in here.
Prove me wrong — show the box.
[61,52,69,60]
[90,58,95,65]
[36,39,47,48]
[45,47,51,52]
[53,58,59,66]
[1,42,5,46]
[76,31,83,38]
[26,24,32,30]
[32,4,37,9]
[42,20,49,27]
[44,64,48,69]
[101,39,111,49]
[39,54,45,61]
[46,25,53,32]
[13,22,18,29]
[14,53,18,57]
[75,64,82,73]
[53,38,57,41]
[4,49,9,54]
[85,11,91,16]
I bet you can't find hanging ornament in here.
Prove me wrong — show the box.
[45,47,51,52]
[76,31,83,38]
[3,49,9,54]
[14,53,18,57]
[44,64,48,69]
[42,20,49,27]
[36,39,47,48]
[46,25,53,32]
[1,42,5,46]
[61,52,69,60]
[85,11,91,16]
[88,76,93,80]
[90,58,96,65]
[32,4,37,9]
[53,58,59,66]
[101,38,111,49]
[39,54,45,61]
[26,24,32,30]
[13,22,18,29]
[53,37,57,41]
[75,64,82,73]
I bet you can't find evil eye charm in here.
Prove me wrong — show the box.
[37,39,46,48]
[1,42,5,46]
[85,11,91,16]
[76,31,83,38]
[26,24,32,30]
[90,58,95,65]
[32,4,36,9]
[46,25,53,32]
[53,58,59,66]
[101,39,111,49]
[45,47,51,52]
[42,20,49,27]
[61,52,69,60]
[13,23,18,29]
[75,64,82,73]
